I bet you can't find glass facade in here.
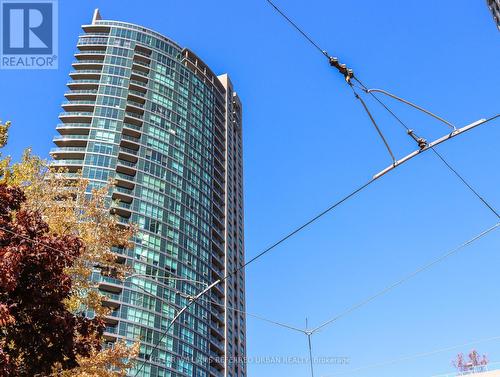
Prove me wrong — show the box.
[51,10,246,377]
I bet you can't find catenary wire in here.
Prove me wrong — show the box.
[321,335,500,376]
[354,77,500,220]
[310,222,500,335]
[266,0,329,58]
[266,1,500,220]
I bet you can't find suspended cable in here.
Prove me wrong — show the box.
[349,85,396,163]
[322,335,500,376]
[266,0,328,58]
[430,148,500,219]
[310,222,500,335]
[353,78,500,220]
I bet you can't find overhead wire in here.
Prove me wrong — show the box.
[353,77,500,220]
[310,222,500,335]
[322,335,500,377]
[267,0,500,220]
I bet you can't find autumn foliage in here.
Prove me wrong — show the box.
[0,122,137,375]
[0,184,104,376]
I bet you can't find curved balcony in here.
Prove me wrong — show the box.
[77,37,108,51]
[123,111,143,127]
[50,146,86,159]
[120,134,141,150]
[126,99,145,113]
[128,89,146,104]
[122,122,142,138]
[129,79,148,93]
[64,89,98,101]
[115,172,135,190]
[50,159,83,173]
[61,100,95,112]
[81,23,111,33]
[116,159,137,177]
[67,79,100,90]
[53,133,89,147]
[69,69,102,80]
[59,111,93,124]
[111,201,132,218]
[55,123,91,135]
[133,53,151,66]
[98,276,123,294]
[117,146,138,163]
[131,69,149,83]
[74,49,106,60]
[132,61,150,74]
[112,186,134,204]
[72,59,104,70]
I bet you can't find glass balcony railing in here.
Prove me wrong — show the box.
[53,134,89,140]
[50,147,87,154]
[51,159,84,165]
[59,112,94,117]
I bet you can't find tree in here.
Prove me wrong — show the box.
[0,184,103,376]
[4,150,135,316]
[0,122,137,375]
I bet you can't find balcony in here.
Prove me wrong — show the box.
[130,69,149,83]
[209,350,225,371]
[122,122,142,138]
[74,49,106,60]
[132,61,150,74]
[210,338,225,355]
[126,99,145,112]
[115,172,135,190]
[120,133,141,150]
[61,100,95,112]
[53,133,89,147]
[51,159,83,173]
[72,59,104,70]
[55,123,91,134]
[212,265,224,280]
[128,89,146,104]
[116,159,137,177]
[117,147,138,163]
[69,69,102,80]
[213,281,225,299]
[81,24,111,34]
[67,79,100,90]
[129,79,148,93]
[77,36,108,51]
[111,201,132,218]
[64,89,98,101]
[59,111,93,124]
[124,111,143,127]
[210,321,225,340]
[133,53,151,66]
[101,291,121,310]
[211,308,225,326]
[50,146,86,159]
[112,186,134,204]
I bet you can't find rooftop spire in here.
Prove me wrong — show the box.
[92,9,102,24]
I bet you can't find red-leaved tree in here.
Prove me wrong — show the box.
[0,184,104,376]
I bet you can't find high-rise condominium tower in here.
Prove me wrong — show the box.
[51,10,246,377]
[487,0,500,30]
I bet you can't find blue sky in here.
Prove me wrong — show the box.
[1,1,499,376]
